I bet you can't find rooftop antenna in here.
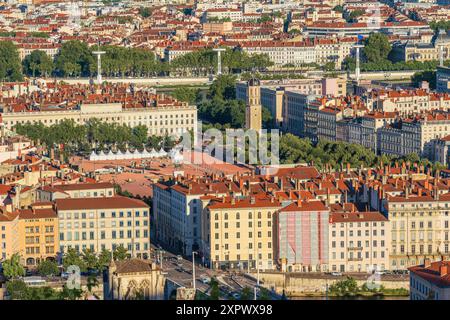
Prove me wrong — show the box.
[92,41,105,85]
[213,47,226,76]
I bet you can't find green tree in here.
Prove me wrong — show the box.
[63,248,87,272]
[171,87,199,104]
[0,41,23,81]
[329,277,359,296]
[209,277,220,300]
[37,260,59,277]
[55,40,94,77]
[207,74,237,101]
[347,9,365,22]
[5,280,29,299]
[138,7,152,18]
[333,5,344,13]
[86,274,99,294]
[81,248,98,271]
[130,125,148,149]
[363,33,392,64]
[59,285,84,300]
[97,249,113,271]
[258,287,272,300]
[240,287,253,300]
[22,50,54,77]
[2,253,25,279]
[113,245,129,261]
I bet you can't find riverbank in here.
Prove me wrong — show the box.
[251,272,410,298]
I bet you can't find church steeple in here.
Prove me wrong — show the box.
[245,78,262,131]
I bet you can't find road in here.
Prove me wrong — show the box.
[151,244,266,299]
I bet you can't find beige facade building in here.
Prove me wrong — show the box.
[37,182,115,202]
[202,196,281,271]
[329,205,390,273]
[388,193,450,270]
[3,103,197,139]
[55,196,150,258]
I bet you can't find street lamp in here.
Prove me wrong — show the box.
[254,251,260,300]
[192,251,197,291]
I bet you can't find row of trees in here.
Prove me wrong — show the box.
[14,119,177,156]
[329,277,409,297]
[6,279,85,300]
[0,40,274,81]
[343,33,450,72]
[169,47,273,76]
[1,247,129,280]
[279,133,446,171]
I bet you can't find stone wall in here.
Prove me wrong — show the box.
[251,272,410,296]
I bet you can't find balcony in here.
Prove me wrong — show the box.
[348,257,363,262]
[347,247,363,251]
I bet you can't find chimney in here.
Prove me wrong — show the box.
[424,258,431,268]
[440,263,448,277]
[297,200,302,208]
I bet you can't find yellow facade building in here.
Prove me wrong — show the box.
[18,203,59,267]
[202,196,281,271]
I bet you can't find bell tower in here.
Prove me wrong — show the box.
[245,78,262,131]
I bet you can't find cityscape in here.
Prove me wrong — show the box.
[0,0,449,307]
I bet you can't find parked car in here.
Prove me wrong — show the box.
[331,272,343,276]
[200,276,210,284]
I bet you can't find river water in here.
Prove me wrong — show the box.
[291,296,409,300]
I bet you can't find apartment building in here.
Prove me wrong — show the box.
[240,41,316,66]
[433,135,450,167]
[274,200,329,272]
[409,259,450,300]
[202,196,281,271]
[378,112,450,159]
[346,112,397,152]
[329,204,390,273]
[203,8,243,22]
[37,182,115,202]
[388,192,450,270]
[153,179,241,257]
[55,197,150,258]
[437,66,450,93]
[282,91,318,138]
[18,203,58,267]
[0,208,19,261]
[376,90,450,116]
[2,102,197,139]
[305,21,431,38]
